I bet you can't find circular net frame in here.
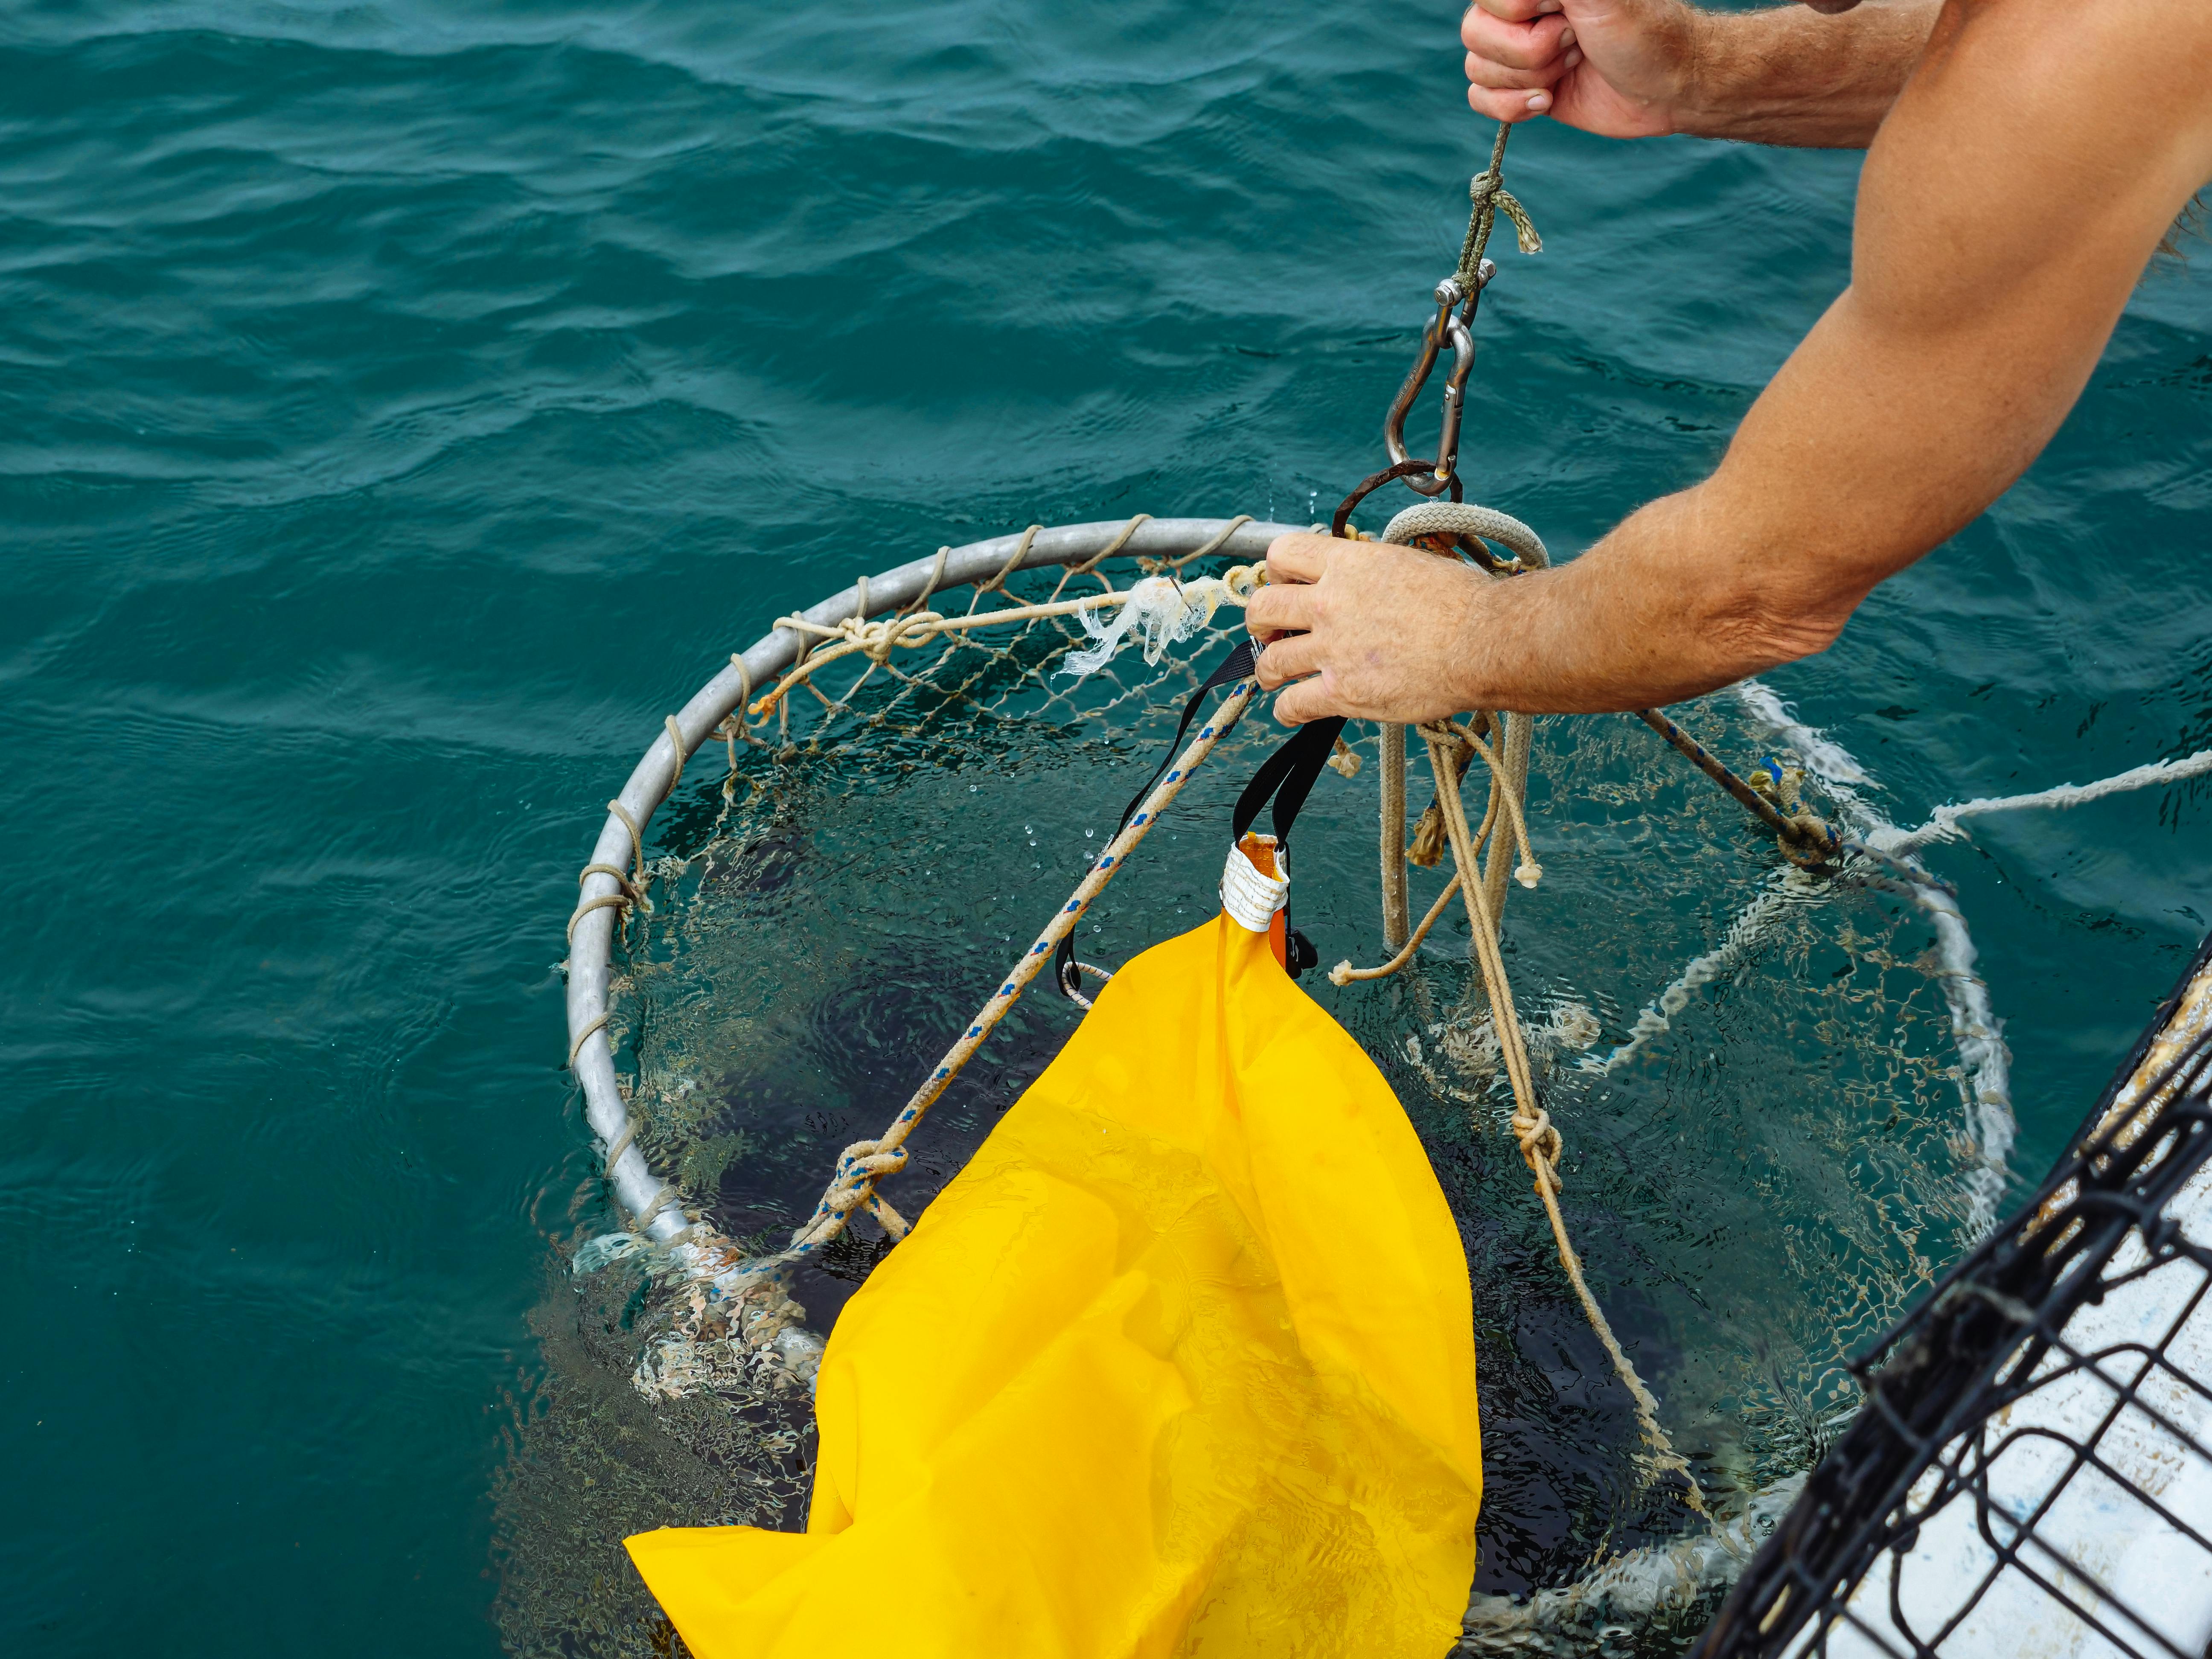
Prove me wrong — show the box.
[499,518,2008,1659]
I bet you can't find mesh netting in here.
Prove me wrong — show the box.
[499,532,2018,1656]
[1692,936,2212,1659]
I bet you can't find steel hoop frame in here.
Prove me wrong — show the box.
[562,517,1306,1240]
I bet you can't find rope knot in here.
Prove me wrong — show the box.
[1466,169,1542,255]
[1456,164,1542,291]
[822,1136,911,1217]
[1512,1104,1564,1193]
[836,610,943,663]
[1219,562,1266,602]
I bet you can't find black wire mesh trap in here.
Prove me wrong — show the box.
[1693,929,2212,1659]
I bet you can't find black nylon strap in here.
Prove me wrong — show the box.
[1112,637,1256,836]
[1228,714,1348,982]
[1057,638,1258,1001]
[1231,715,1348,852]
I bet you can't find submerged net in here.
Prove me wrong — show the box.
[494,101,2212,1651]
[495,512,2061,1656]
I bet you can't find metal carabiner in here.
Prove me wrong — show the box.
[1382,258,1494,497]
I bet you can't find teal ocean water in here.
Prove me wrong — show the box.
[5,2,2209,1654]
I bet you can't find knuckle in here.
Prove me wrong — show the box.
[1466,23,1546,72]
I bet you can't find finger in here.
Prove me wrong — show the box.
[1244,581,1318,639]
[1264,532,1333,585]
[1467,0,1562,24]
[1255,632,1322,690]
[1466,50,1568,93]
[1272,675,1343,728]
[1461,8,1571,69]
[1469,81,1556,120]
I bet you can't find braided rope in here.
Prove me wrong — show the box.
[1423,726,1701,1513]
[1873,746,2212,859]
[747,566,1266,719]
[780,674,1260,1262]
[1381,724,1411,948]
[1455,122,1541,294]
[1380,501,1547,567]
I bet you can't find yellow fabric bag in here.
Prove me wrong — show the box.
[628,863,1484,1658]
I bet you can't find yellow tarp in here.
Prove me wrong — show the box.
[628,906,1483,1658]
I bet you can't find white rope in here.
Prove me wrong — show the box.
[1869,747,2212,859]
[1727,687,2212,1228]
[1583,868,1828,1078]
[1733,681,2014,1233]
[1379,499,1548,567]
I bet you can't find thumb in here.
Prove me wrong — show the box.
[1271,677,1341,728]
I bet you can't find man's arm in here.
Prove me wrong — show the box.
[1466,0,1941,148]
[1252,0,2212,722]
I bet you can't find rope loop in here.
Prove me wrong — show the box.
[975,525,1042,598]
[607,799,647,884]
[1067,512,1152,577]
[721,656,774,748]
[899,547,952,616]
[1455,125,1541,292]
[567,1009,612,1068]
[1141,513,1254,574]
[602,1121,636,1175]
[566,891,632,945]
[815,1137,914,1222]
[578,861,641,902]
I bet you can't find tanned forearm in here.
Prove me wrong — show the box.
[1677,2,1941,147]
[1258,0,2212,724]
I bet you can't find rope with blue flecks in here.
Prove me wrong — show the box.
[778,673,1261,1262]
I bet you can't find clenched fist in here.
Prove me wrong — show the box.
[1464,0,1866,135]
